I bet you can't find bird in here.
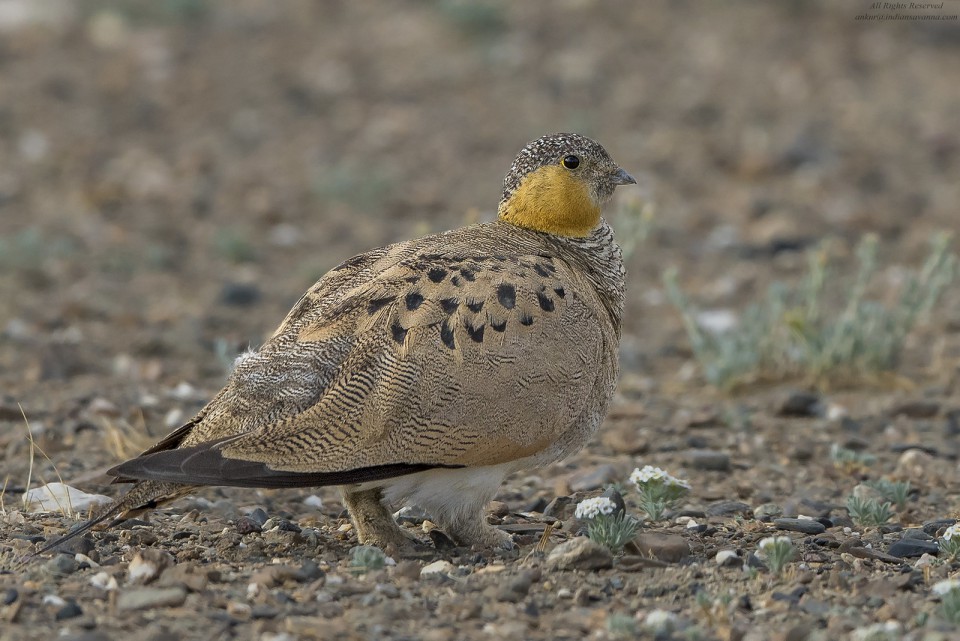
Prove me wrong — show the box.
[36,133,635,555]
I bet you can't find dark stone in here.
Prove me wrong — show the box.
[251,605,280,619]
[889,399,940,418]
[46,554,78,576]
[776,391,822,417]
[922,519,957,536]
[276,519,301,533]
[686,449,732,471]
[705,501,752,517]
[774,518,826,535]
[219,282,261,307]
[48,535,94,556]
[542,496,574,520]
[600,487,627,517]
[248,508,269,526]
[888,539,939,558]
[429,529,457,551]
[901,528,934,541]
[235,516,262,535]
[296,560,324,582]
[55,601,83,620]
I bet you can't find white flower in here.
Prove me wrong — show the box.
[574,496,617,520]
[932,578,960,596]
[756,536,793,557]
[941,524,960,541]
[629,465,690,489]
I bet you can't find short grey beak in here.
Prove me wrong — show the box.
[611,167,637,186]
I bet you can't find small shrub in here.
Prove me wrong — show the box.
[574,497,638,554]
[629,465,690,522]
[846,495,893,528]
[665,232,957,390]
[756,536,796,575]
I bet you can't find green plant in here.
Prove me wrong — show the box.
[829,444,876,474]
[846,495,893,528]
[665,232,957,390]
[866,479,911,511]
[349,545,386,572]
[629,466,690,522]
[756,536,796,575]
[938,523,960,561]
[605,613,638,638]
[933,579,960,625]
[214,228,257,264]
[574,497,639,553]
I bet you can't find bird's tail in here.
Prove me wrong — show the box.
[29,480,195,559]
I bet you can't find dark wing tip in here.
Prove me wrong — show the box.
[109,441,459,489]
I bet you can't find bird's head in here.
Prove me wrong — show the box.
[497,133,636,238]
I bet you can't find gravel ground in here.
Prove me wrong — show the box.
[1,2,959,640]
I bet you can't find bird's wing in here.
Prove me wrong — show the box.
[111,237,611,487]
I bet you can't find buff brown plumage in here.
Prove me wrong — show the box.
[36,133,635,554]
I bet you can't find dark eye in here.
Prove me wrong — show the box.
[561,155,580,170]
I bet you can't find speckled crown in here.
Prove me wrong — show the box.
[500,133,613,205]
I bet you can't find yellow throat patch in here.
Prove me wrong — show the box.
[498,165,601,238]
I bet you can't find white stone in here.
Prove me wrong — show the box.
[420,560,456,578]
[23,483,111,514]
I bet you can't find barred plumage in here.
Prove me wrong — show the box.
[36,133,635,555]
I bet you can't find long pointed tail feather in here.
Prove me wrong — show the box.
[30,480,195,559]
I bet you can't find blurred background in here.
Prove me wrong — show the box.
[0,0,957,438]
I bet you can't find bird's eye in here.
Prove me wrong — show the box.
[561,155,580,170]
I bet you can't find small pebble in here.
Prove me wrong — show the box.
[248,508,269,526]
[55,601,83,620]
[546,537,613,571]
[753,503,783,521]
[46,554,78,576]
[420,560,456,578]
[716,550,740,567]
[236,516,263,534]
[774,518,826,535]
[685,449,731,471]
[705,501,752,517]
[3,588,17,605]
[776,390,822,417]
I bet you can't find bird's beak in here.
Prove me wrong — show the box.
[610,167,637,186]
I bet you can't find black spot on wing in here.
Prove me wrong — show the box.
[427,267,447,283]
[466,300,483,313]
[519,313,534,327]
[533,263,550,278]
[439,298,459,314]
[459,267,476,282]
[440,320,456,349]
[554,286,566,298]
[466,323,484,343]
[405,292,424,311]
[497,283,516,309]
[536,291,555,312]
[490,319,507,332]
[367,296,396,315]
[391,323,408,344]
